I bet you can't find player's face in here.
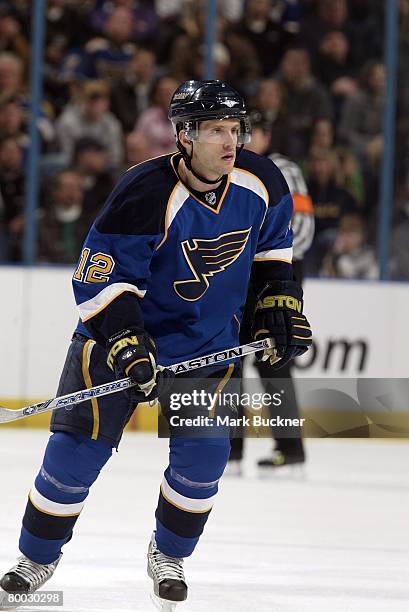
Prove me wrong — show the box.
[191,119,240,179]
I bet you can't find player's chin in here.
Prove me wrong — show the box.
[221,154,236,171]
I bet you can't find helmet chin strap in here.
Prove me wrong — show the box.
[177,141,224,185]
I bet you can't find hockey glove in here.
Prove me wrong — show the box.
[252,280,312,370]
[106,327,174,402]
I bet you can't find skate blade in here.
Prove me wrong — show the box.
[150,591,181,611]
[258,464,306,480]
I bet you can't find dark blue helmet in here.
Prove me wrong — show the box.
[169,80,251,145]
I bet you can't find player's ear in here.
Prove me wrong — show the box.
[179,129,192,149]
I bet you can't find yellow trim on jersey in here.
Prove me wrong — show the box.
[125,152,176,174]
[156,179,182,250]
[82,339,100,440]
[253,257,292,263]
[188,175,231,214]
[82,289,131,322]
[233,166,269,208]
[170,153,231,214]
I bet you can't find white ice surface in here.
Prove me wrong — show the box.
[1,431,409,612]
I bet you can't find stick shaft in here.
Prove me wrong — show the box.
[0,338,274,424]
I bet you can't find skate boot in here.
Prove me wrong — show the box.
[0,554,61,606]
[258,439,305,476]
[257,448,305,467]
[147,532,187,611]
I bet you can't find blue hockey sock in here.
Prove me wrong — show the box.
[19,432,112,564]
[155,437,230,558]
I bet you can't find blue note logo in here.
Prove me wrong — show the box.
[174,228,251,301]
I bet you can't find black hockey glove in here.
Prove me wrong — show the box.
[252,280,312,370]
[106,327,174,402]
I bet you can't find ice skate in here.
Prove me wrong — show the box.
[147,532,187,611]
[0,554,61,606]
[257,449,306,479]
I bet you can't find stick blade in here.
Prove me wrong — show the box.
[0,406,24,423]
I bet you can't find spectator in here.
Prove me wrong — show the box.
[271,0,303,34]
[43,34,72,117]
[304,145,358,274]
[190,42,231,83]
[309,118,365,206]
[0,4,29,73]
[0,96,29,150]
[251,78,289,154]
[37,170,91,264]
[278,46,333,160]
[223,26,261,98]
[72,137,116,218]
[230,0,293,76]
[0,136,25,261]
[335,146,365,208]
[45,0,92,50]
[320,212,378,279]
[167,2,228,82]
[124,131,152,169]
[110,46,158,133]
[89,0,159,44]
[0,52,25,99]
[156,0,243,23]
[0,53,56,153]
[316,29,357,118]
[338,59,385,174]
[300,0,358,66]
[56,80,124,170]
[74,7,137,81]
[132,76,178,158]
[309,117,334,150]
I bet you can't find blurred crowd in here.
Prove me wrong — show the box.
[0,0,408,279]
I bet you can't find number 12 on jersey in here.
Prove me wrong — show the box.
[73,248,115,283]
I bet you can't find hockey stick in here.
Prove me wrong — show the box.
[0,337,275,424]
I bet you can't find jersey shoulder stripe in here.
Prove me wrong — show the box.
[230,167,269,208]
[234,149,290,209]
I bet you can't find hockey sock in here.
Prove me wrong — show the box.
[155,437,230,558]
[19,432,112,564]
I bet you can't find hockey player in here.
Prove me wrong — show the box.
[0,81,312,610]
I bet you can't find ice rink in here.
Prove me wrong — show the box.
[1,430,409,612]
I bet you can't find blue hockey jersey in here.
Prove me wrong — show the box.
[72,149,293,365]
